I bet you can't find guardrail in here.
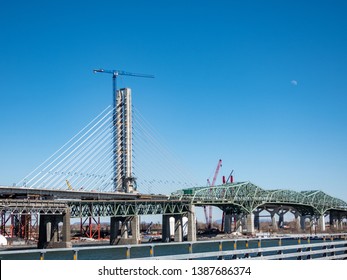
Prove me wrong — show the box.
[0,234,346,260]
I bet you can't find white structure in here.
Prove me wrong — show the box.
[0,234,8,246]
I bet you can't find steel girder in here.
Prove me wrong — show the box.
[172,181,347,214]
[0,200,67,215]
[68,200,190,218]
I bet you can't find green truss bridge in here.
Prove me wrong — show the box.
[172,181,347,234]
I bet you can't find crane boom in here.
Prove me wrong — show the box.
[211,159,222,186]
[205,159,222,230]
[93,69,154,78]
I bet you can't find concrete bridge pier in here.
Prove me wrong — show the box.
[187,205,196,242]
[223,213,233,234]
[233,214,243,233]
[110,216,140,245]
[246,213,255,235]
[173,214,183,242]
[162,215,171,242]
[292,212,302,232]
[271,214,278,231]
[329,211,339,230]
[38,210,71,249]
[339,218,344,231]
[300,215,308,231]
[254,210,261,231]
[278,209,288,229]
[317,215,326,232]
[266,208,278,231]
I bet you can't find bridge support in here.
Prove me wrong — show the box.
[110,216,140,245]
[223,213,233,234]
[293,212,302,232]
[318,215,326,232]
[271,214,278,231]
[246,213,255,235]
[174,215,183,242]
[38,210,71,249]
[187,205,196,242]
[162,215,171,242]
[278,209,288,229]
[254,210,261,231]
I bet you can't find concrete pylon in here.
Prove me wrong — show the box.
[162,215,171,242]
[246,213,255,235]
[294,213,301,232]
[271,214,278,231]
[278,209,288,228]
[318,215,326,232]
[254,210,261,231]
[174,215,183,242]
[223,213,232,234]
[187,205,196,242]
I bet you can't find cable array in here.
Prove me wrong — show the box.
[132,107,200,194]
[18,105,201,194]
[18,106,115,191]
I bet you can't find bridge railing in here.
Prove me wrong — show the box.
[1,234,346,260]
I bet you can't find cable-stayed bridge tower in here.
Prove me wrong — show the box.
[93,69,154,193]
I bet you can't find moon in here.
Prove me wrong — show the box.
[291,80,298,86]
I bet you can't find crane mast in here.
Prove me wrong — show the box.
[204,159,222,229]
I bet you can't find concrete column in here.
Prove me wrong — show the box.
[254,211,260,231]
[223,213,232,234]
[300,215,307,231]
[110,217,120,244]
[318,215,326,232]
[246,213,255,235]
[120,219,129,239]
[294,213,301,232]
[235,214,243,233]
[46,221,52,243]
[162,215,171,242]
[187,205,196,242]
[278,214,284,229]
[339,219,344,231]
[271,214,278,231]
[174,215,183,242]
[62,211,71,242]
[130,215,140,242]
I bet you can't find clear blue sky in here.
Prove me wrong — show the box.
[1,0,347,202]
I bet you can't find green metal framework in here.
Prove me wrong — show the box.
[69,200,189,218]
[172,181,347,215]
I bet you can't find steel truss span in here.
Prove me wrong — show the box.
[0,199,190,218]
[173,181,347,215]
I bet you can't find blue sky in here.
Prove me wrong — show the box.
[1,0,347,204]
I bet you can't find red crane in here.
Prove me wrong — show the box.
[204,159,222,229]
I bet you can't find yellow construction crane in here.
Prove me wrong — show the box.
[65,180,73,190]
